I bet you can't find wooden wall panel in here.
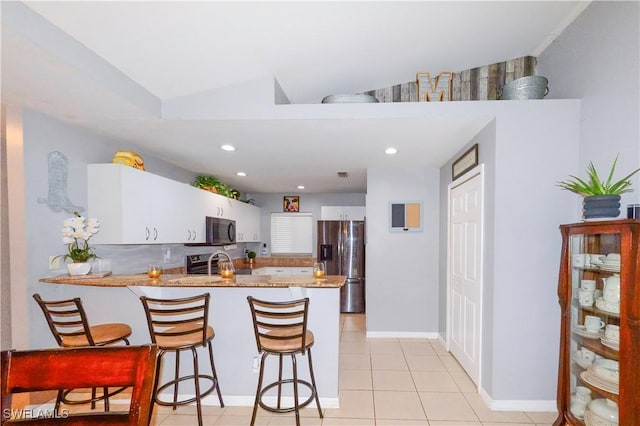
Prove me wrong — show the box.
[359,55,537,102]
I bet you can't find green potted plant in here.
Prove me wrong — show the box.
[193,175,241,200]
[193,175,225,194]
[247,250,257,265]
[557,155,640,219]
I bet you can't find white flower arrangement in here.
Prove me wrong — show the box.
[57,212,100,263]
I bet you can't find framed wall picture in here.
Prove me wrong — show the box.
[389,201,423,232]
[283,196,300,212]
[452,143,479,180]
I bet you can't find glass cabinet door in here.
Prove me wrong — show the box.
[567,232,620,424]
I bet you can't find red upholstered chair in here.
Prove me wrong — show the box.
[1,345,158,425]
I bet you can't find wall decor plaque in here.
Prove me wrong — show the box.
[452,144,479,180]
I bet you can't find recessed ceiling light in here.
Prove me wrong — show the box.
[385,147,398,155]
[297,185,305,189]
[236,172,247,177]
[221,144,235,151]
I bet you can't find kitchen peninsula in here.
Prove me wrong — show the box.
[40,273,345,407]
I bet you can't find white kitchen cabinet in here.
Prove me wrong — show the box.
[320,206,365,221]
[207,192,233,219]
[233,200,261,242]
[88,163,258,244]
[251,267,267,276]
[181,185,209,243]
[265,267,291,276]
[250,267,312,276]
[88,164,188,244]
[289,267,313,276]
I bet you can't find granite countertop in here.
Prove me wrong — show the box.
[39,273,345,288]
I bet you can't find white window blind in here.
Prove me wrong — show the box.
[270,212,312,255]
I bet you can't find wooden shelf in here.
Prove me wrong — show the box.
[578,304,620,319]
[570,364,619,403]
[571,332,619,361]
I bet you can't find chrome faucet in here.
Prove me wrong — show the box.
[208,251,232,275]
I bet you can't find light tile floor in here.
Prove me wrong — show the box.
[62,314,559,425]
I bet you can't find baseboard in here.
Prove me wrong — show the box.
[366,331,440,339]
[209,395,339,408]
[478,387,556,412]
[32,394,340,410]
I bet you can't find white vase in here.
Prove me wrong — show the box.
[67,262,92,276]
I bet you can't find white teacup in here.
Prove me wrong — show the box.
[581,279,597,291]
[578,289,594,307]
[605,324,620,342]
[588,254,606,266]
[575,386,592,404]
[584,315,605,332]
[606,253,621,262]
[575,347,596,367]
[570,397,586,418]
[573,253,590,267]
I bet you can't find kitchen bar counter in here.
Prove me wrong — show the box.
[40,273,345,288]
[37,271,343,408]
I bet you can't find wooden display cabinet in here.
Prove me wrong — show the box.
[554,220,640,425]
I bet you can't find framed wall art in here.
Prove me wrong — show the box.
[283,196,300,212]
[452,144,479,180]
[389,201,423,232]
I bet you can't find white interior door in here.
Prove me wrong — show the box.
[447,167,484,386]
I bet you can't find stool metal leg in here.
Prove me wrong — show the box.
[307,348,323,418]
[55,390,63,412]
[191,346,203,426]
[172,350,180,410]
[207,341,225,407]
[251,352,268,426]
[102,386,110,411]
[277,354,283,409]
[291,354,300,426]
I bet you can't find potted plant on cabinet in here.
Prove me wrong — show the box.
[247,250,257,265]
[557,155,640,219]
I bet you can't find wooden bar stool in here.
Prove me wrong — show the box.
[247,296,322,426]
[32,293,132,412]
[139,293,224,426]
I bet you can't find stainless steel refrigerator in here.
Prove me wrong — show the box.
[317,220,365,313]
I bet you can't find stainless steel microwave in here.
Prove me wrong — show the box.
[205,217,236,245]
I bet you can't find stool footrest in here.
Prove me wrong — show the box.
[155,374,218,407]
[60,386,128,406]
[258,379,316,414]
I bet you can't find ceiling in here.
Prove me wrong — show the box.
[1,1,588,194]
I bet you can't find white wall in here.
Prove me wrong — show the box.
[366,167,440,334]
[434,101,580,405]
[16,108,214,349]
[538,1,640,212]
